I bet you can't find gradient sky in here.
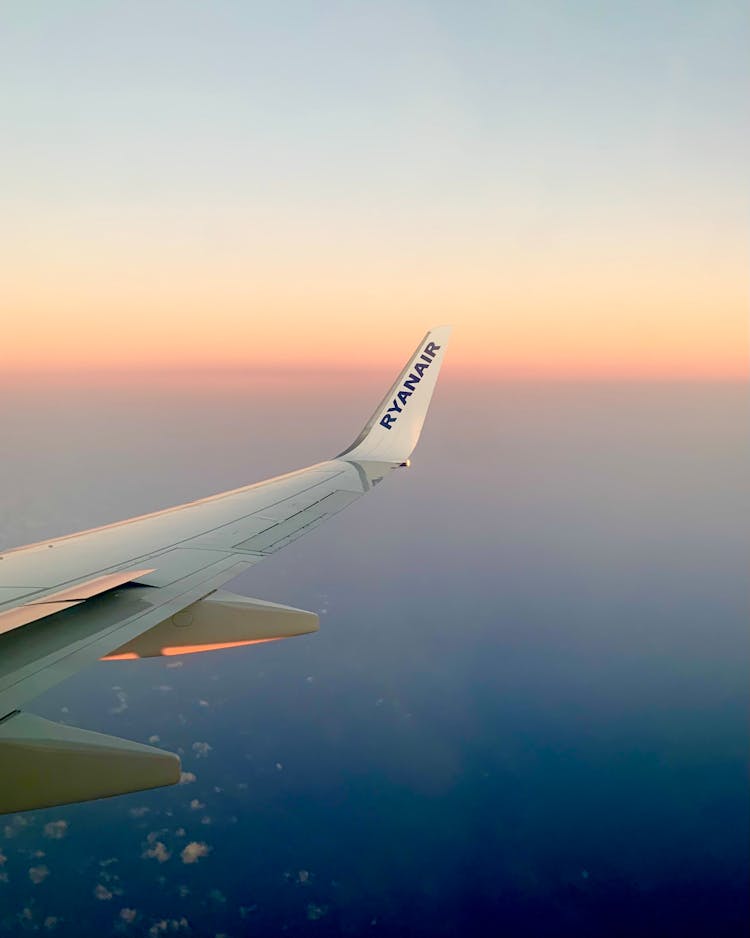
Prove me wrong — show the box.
[1,1,747,377]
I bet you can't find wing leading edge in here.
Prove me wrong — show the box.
[0,326,451,813]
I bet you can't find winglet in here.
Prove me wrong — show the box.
[338,325,452,463]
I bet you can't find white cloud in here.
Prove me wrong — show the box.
[119,908,137,923]
[4,816,29,838]
[43,916,59,930]
[109,690,128,714]
[180,842,210,865]
[94,883,113,900]
[148,735,160,744]
[29,864,50,884]
[129,806,150,819]
[43,820,68,840]
[148,917,189,937]
[189,799,204,811]
[142,841,171,863]
[178,771,196,785]
[191,741,212,759]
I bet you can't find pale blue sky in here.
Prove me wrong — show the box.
[1,1,747,375]
[3,1,746,212]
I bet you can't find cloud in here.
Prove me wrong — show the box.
[180,842,210,865]
[94,883,113,900]
[142,841,171,863]
[43,820,68,840]
[43,916,59,930]
[4,816,30,838]
[29,864,50,884]
[148,735,160,745]
[109,690,128,714]
[191,742,212,759]
[178,772,196,785]
[189,799,204,811]
[129,806,150,819]
[119,908,137,923]
[148,917,189,937]
[0,850,6,866]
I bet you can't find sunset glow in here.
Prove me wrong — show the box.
[1,3,745,381]
[101,638,283,660]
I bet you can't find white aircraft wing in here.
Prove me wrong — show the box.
[0,326,451,813]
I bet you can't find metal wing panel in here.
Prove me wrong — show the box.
[0,459,384,714]
[0,557,252,714]
[0,463,353,603]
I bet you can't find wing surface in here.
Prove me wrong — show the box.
[0,326,451,811]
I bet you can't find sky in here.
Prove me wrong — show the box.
[0,9,747,933]
[0,0,747,378]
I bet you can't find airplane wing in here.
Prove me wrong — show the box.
[0,326,451,813]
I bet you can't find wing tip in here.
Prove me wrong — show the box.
[337,325,452,463]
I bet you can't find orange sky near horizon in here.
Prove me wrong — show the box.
[2,232,745,380]
[1,2,746,382]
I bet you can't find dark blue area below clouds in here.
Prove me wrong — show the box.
[0,380,747,937]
